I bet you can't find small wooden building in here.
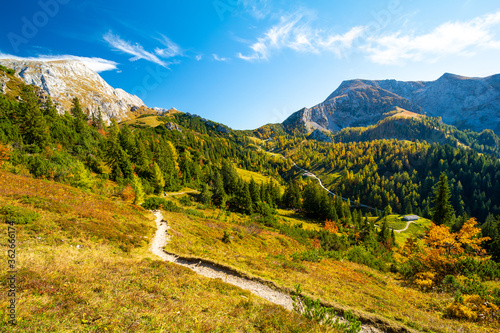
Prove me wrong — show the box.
[402,215,420,221]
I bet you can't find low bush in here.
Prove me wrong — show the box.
[442,275,488,297]
[141,197,183,212]
[0,64,15,75]
[0,205,40,225]
[292,249,322,263]
[185,208,204,218]
[345,246,388,272]
[446,294,499,322]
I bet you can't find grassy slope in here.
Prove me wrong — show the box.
[370,215,433,246]
[0,171,330,332]
[235,166,283,191]
[164,205,498,333]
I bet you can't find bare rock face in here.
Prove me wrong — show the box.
[284,73,500,134]
[412,73,500,133]
[0,59,145,122]
[308,129,332,143]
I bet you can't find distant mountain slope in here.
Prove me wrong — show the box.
[0,59,145,122]
[284,73,500,134]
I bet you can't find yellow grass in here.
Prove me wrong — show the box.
[235,166,277,185]
[121,114,164,128]
[277,209,322,231]
[0,171,330,332]
[164,205,499,333]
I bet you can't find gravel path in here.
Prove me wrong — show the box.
[149,210,383,333]
[394,221,415,233]
[149,210,294,310]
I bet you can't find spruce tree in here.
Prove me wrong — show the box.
[19,86,50,148]
[431,172,455,225]
[71,97,87,133]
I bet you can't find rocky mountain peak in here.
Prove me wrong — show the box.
[0,59,145,123]
[283,72,500,135]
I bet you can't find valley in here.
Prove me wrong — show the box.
[1,59,500,333]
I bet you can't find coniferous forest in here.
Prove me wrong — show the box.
[1,64,500,329]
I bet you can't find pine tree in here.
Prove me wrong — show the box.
[212,171,226,207]
[43,96,58,118]
[242,182,253,215]
[71,97,87,133]
[200,183,212,206]
[249,177,260,204]
[384,204,392,216]
[19,86,50,148]
[431,172,455,226]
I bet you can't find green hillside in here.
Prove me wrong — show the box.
[1,63,500,332]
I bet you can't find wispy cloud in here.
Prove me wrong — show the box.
[103,31,168,67]
[196,55,203,61]
[155,34,183,58]
[238,13,365,61]
[0,53,118,73]
[363,11,500,64]
[241,0,273,20]
[213,54,230,62]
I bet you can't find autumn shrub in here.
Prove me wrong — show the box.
[0,143,11,166]
[118,185,135,202]
[324,219,339,233]
[414,271,437,290]
[446,294,499,322]
[0,205,40,225]
[398,218,492,283]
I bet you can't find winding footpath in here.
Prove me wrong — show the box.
[149,210,294,310]
[269,150,380,212]
[149,210,382,333]
[394,221,416,233]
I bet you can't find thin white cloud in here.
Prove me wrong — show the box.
[363,11,500,64]
[238,13,365,61]
[196,55,203,61]
[213,54,230,62]
[103,31,167,67]
[0,53,118,73]
[241,0,272,20]
[155,34,183,58]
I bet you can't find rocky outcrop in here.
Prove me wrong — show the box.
[284,73,500,134]
[164,122,182,132]
[308,129,332,143]
[0,59,145,123]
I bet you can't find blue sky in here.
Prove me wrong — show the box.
[1,0,500,129]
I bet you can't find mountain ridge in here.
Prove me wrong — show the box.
[284,73,500,135]
[0,59,146,122]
